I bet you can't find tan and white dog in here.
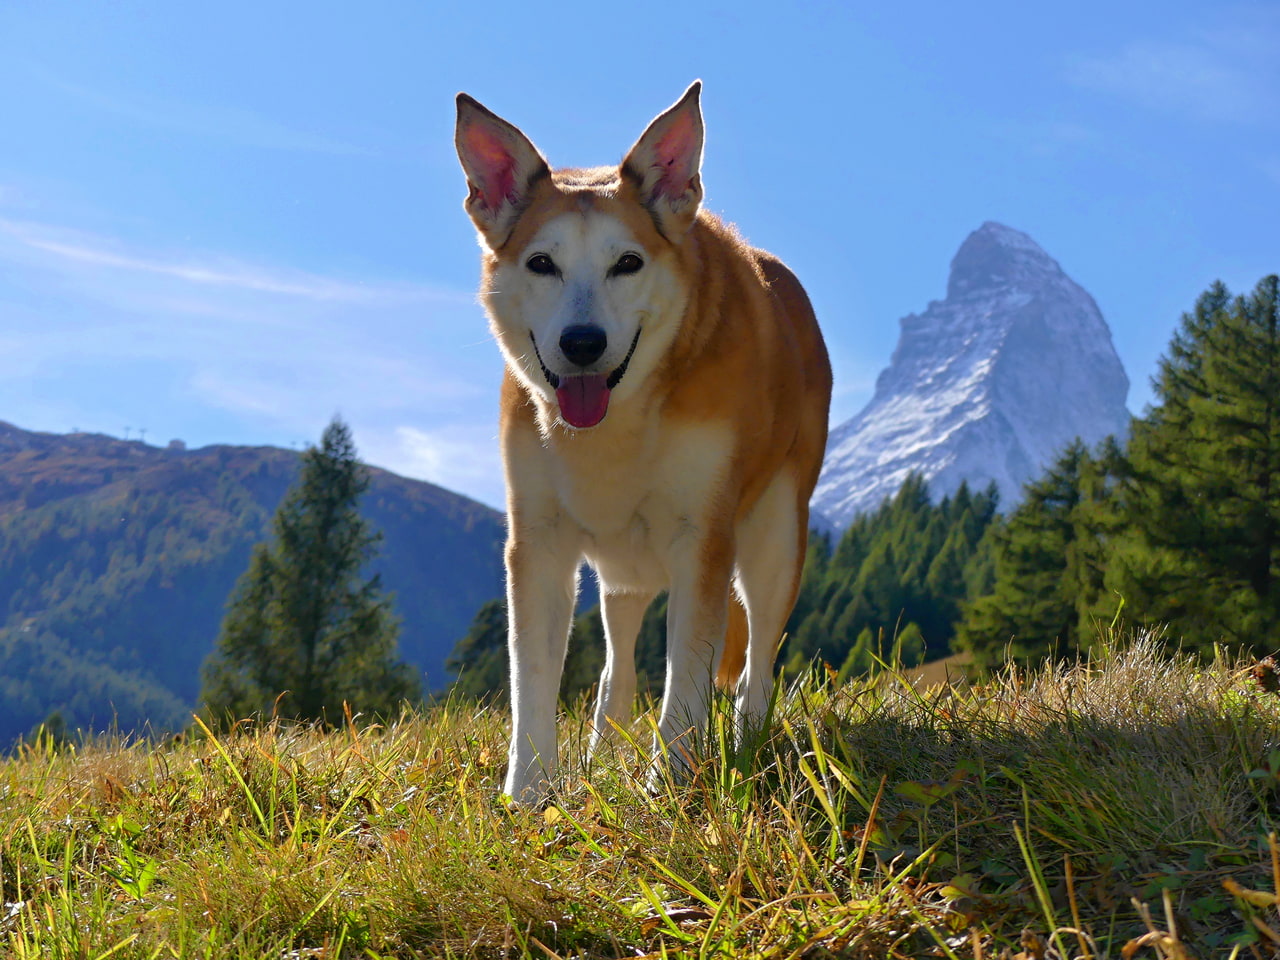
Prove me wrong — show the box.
[454,82,832,802]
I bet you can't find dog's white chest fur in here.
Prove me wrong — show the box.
[532,418,732,591]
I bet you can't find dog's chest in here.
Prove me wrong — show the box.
[548,420,732,585]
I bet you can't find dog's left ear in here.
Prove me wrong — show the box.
[622,81,704,240]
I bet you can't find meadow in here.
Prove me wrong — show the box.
[2,632,1279,959]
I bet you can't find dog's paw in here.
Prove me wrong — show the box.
[500,774,554,811]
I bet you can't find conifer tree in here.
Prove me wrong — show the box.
[925,528,974,632]
[836,626,876,682]
[955,440,1124,666]
[200,418,419,725]
[1116,276,1280,651]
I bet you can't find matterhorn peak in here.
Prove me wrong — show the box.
[812,223,1130,529]
[946,222,1063,299]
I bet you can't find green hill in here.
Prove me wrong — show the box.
[0,421,504,743]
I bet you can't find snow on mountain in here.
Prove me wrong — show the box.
[812,222,1130,529]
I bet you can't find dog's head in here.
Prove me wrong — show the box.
[455,83,704,430]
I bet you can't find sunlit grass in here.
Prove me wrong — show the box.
[2,630,1279,958]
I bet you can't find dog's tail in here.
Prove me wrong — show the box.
[715,595,749,689]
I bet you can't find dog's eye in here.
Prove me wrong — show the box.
[610,253,644,277]
[526,254,559,276]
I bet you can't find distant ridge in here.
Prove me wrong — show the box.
[0,421,505,742]
[813,222,1130,528]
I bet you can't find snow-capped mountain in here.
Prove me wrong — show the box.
[813,222,1130,529]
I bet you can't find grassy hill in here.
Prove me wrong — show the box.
[1,633,1277,957]
[0,421,504,743]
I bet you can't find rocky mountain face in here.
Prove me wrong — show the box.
[813,222,1130,529]
[0,422,505,743]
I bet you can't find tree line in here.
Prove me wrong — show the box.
[446,475,1000,701]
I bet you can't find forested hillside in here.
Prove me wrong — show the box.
[782,476,997,674]
[0,424,504,743]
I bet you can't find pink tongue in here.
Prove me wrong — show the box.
[556,374,611,428]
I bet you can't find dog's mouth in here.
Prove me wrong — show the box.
[529,328,642,429]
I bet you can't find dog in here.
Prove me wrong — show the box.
[454,82,832,802]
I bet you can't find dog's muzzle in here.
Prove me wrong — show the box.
[529,328,641,428]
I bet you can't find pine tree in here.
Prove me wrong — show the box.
[836,626,876,681]
[1116,276,1280,651]
[200,418,419,725]
[955,440,1124,667]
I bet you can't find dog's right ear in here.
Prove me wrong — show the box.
[455,95,550,249]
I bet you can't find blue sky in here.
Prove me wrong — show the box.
[1,1,1276,510]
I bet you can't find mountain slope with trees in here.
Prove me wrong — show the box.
[0,422,503,743]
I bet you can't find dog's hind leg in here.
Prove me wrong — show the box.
[732,472,804,744]
[589,589,654,755]
[715,594,748,689]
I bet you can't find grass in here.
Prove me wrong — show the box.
[3,631,1280,958]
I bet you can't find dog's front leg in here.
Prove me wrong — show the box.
[503,523,580,804]
[652,533,734,784]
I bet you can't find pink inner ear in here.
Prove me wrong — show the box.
[461,122,517,212]
[652,111,699,199]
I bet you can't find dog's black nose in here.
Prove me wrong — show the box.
[559,325,608,368]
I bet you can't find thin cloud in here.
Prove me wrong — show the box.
[1067,14,1280,126]
[0,217,470,305]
